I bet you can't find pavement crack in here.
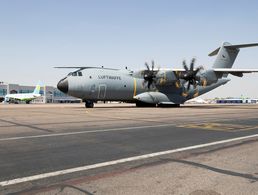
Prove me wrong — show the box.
[55,184,95,195]
[167,159,258,182]
[0,119,53,133]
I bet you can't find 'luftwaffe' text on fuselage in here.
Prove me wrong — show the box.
[98,75,121,80]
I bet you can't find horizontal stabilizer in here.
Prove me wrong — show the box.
[208,42,258,57]
[208,47,220,56]
[224,43,258,49]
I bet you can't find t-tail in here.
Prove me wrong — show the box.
[209,42,258,78]
[33,83,41,94]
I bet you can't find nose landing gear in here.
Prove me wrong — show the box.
[85,100,94,108]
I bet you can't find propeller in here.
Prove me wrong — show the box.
[177,58,203,97]
[142,60,160,89]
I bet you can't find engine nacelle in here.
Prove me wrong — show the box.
[4,97,10,102]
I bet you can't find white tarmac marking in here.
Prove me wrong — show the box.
[0,133,258,186]
[0,124,175,141]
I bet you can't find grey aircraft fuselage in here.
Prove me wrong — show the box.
[58,67,228,105]
[57,42,258,108]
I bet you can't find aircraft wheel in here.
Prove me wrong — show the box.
[85,101,94,108]
[136,102,156,107]
[158,104,180,108]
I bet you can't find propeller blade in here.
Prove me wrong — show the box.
[151,82,156,89]
[180,58,206,94]
[194,66,203,74]
[187,81,191,90]
[145,62,150,71]
[183,60,189,71]
[190,58,195,71]
[143,60,159,90]
[151,60,154,71]
[148,81,152,89]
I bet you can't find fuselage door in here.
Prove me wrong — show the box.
[98,84,106,99]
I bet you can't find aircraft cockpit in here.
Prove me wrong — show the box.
[57,71,83,93]
[67,71,83,77]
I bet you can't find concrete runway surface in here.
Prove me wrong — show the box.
[0,103,258,194]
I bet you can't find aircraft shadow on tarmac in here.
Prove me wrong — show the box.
[75,104,256,109]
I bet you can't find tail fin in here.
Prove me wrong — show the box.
[209,42,258,77]
[33,83,41,94]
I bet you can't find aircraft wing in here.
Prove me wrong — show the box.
[213,68,258,77]
[160,68,185,71]
[4,96,22,102]
[54,66,119,70]
[6,96,18,101]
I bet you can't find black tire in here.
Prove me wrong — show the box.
[85,101,94,108]
[136,102,156,107]
[158,104,180,108]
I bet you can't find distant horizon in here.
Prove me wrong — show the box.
[1,0,258,98]
[1,81,258,99]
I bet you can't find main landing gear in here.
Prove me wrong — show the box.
[136,101,156,107]
[85,100,94,108]
[136,101,180,108]
[157,104,180,108]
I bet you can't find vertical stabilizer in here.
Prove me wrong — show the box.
[211,42,239,69]
[209,42,258,78]
[33,83,41,94]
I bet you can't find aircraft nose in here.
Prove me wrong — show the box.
[57,78,68,93]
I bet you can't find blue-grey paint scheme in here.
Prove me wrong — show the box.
[57,42,258,107]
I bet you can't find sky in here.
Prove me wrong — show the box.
[0,0,258,98]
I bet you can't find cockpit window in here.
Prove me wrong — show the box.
[72,72,77,76]
[78,72,82,76]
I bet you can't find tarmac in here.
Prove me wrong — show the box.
[0,103,258,194]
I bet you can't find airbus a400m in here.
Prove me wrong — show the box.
[57,42,258,108]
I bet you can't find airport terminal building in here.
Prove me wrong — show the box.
[0,81,81,103]
[216,98,258,104]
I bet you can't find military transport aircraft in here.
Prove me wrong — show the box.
[56,42,258,108]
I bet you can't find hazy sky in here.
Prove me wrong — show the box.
[1,0,258,98]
